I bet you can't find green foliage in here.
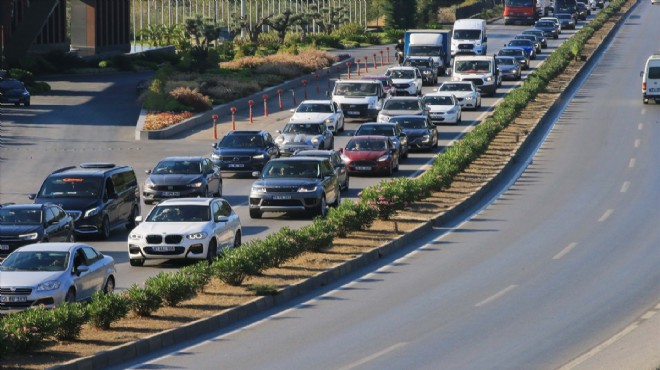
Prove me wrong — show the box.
[169,86,213,112]
[359,177,421,220]
[8,68,34,84]
[145,272,197,307]
[26,81,51,95]
[211,241,264,285]
[296,219,336,252]
[51,303,89,341]
[87,292,129,330]
[0,307,57,353]
[384,0,418,29]
[126,283,163,317]
[180,262,214,292]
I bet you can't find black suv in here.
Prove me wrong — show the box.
[403,57,438,86]
[143,156,222,204]
[248,157,340,218]
[0,203,75,257]
[211,130,280,176]
[29,163,140,239]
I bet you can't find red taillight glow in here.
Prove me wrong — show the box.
[642,82,646,91]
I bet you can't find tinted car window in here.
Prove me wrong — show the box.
[38,176,103,198]
[283,123,324,135]
[220,134,265,148]
[263,161,321,178]
[153,160,202,175]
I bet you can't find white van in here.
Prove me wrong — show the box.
[451,19,488,57]
[451,55,500,96]
[331,79,386,120]
[641,52,660,104]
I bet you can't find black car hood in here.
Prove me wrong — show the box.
[148,174,203,186]
[0,224,41,236]
[33,197,99,211]
[254,178,320,187]
[402,128,430,136]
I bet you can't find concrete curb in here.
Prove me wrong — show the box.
[50,5,636,369]
[134,57,355,140]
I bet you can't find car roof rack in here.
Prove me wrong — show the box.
[79,163,116,169]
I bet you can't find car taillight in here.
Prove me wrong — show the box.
[642,82,646,91]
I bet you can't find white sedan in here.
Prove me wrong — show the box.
[436,81,482,110]
[290,100,345,133]
[0,242,116,313]
[422,92,462,125]
[127,198,241,266]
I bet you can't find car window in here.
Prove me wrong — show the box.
[283,123,323,135]
[45,207,58,224]
[423,96,454,105]
[393,118,427,129]
[357,125,396,136]
[298,103,333,113]
[153,160,202,175]
[263,161,321,178]
[218,200,232,217]
[321,161,334,177]
[0,251,69,272]
[81,246,101,264]
[346,139,387,151]
[0,208,41,224]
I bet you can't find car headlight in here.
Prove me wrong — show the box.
[340,154,350,162]
[377,155,390,162]
[423,70,431,75]
[144,178,155,189]
[187,232,208,240]
[253,154,265,159]
[187,181,203,188]
[485,76,493,82]
[379,115,391,122]
[324,118,334,124]
[129,233,143,240]
[211,153,222,161]
[422,134,431,142]
[275,136,285,145]
[251,185,266,193]
[37,280,61,292]
[298,185,317,192]
[84,206,101,218]
[464,95,474,101]
[23,91,30,96]
[311,137,320,145]
[18,232,39,240]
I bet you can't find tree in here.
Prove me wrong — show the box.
[384,0,418,29]
[318,6,350,34]
[265,9,303,44]
[227,12,272,43]
[184,16,223,49]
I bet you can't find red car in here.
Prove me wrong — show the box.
[339,136,399,176]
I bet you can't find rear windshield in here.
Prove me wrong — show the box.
[38,176,103,198]
[647,66,660,79]
[334,83,379,96]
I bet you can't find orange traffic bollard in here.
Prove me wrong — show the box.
[277,89,283,111]
[365,58,369,73]
[248,100,254,123]
[346,61,352,79]
[302,80,308,100]
[230,107,237,130]
[380,50,384,67]
[372,53,377,69]
[356,58,361,76]
[262,94,269,117]
[212,114,219,140]
[386,47,390,63]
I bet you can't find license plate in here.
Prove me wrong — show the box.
[356,166,372,171]
[650,88,660,92]
[347,111,360,115]
[228,163,244,168]
[162,191,179,196]
[273,195,292,200]
[0,244,9,250]
[153,246,175,252]
[0,296,27,303]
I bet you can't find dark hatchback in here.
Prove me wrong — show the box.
[388,115,438,151]
[0,203,75,257]
[211,130,280,176]
[143,157,222,204]
[0,79,30,106]
[248,157,340,219]
[534,20,560,39]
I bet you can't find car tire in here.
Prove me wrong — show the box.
[67,233,75,243]
[206,239,217,264]
[204,187,211,198]
[103,276,115,294]
[126,205,138,230]
[249,208,262,219]
[100,216,111,240]
[343,174,350,191]
[331,188,341,208]
[233,231,242,248]
[216,181,223,197]
[65,288,76,303]
[25,100,30,107]
[315,196,327,217]
[130,259,145,267]
[458,113,462,123]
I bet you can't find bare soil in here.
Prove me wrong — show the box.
[1,6,630,369]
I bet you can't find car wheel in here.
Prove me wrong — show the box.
[24,100,30,107]
[100,216,111,240]
[233,231,242,248]
[65,288,76,303]
[204,187,211,198]
[126,205,138,230]
[216,181,223,197]
[103,276,115,294]
[249,208,262,219]
[458,113,462,123]
[316,196,327,217]
[343,174,350,190]
[387,163,394,176]
[130,259,145,267]
[67,233,75,243]
[331,187,341,207]
[206,239,218,264]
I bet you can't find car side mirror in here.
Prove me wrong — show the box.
[75,265,89,276]
[289,108,295,113]
[135,215,143,225]
[275,129,282,134]
[338,148,344,153]
[145,169,152,174]
[216,216,229,223]
[484,36,488,42]
[252,171,260,178]
[400,132,407,137]
[28,194,36,200]
[212,143,218,149]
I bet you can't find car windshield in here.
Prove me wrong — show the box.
[345,139,387,151]
[499,49,524,57]
[0,208,42,225]
[383,100,421,110]
[387,69,416,79]
[453,30,481,40]
[509,40,531,47]
[496,57,517,65]
[557,14,572,19]
[0,251,69,272]
[0,80,25,90]
[219,134,265,148]
[404,60,431,68]
[454,60,491,73]
[38,177,102,198]
[391,118,427,129]
[153,160,202,175]
[282,123,323,135]
[262,161,321,178]
[439,83,473,92]
[516,35,536,41]
[296,103,332,113]
[334,83,379,96]
[408,45,444,56]
[146,205,211,222]
[536,21,554,27]
[356,125,396,136]
[423,96,454,105]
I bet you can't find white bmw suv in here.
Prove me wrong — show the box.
[127,198,241,266]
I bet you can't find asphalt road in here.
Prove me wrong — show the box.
[102,3,658,370]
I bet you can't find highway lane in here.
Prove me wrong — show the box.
[1,16,585,288]
[112,3,660,369]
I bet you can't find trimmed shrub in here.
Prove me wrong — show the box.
[1,307,57,353]
[180,261,214,292]
[169,86,213,112]
[211,242,263,286]
[296,219,335,252]
[51,302,88,341]
[145,272,197,307]
[126,283,163,317]
[87,292,129,330]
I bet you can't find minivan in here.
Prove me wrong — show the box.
[451,19,488,57]
[641,52,660,104]
[29,163,140,239]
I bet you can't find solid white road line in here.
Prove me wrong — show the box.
[553,242,578,260]
[475,285,517,307]
[598,209,614,222]
[339,342,408,370]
